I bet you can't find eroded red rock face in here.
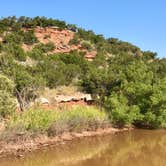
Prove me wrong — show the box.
[84,51,97,61]
[34,27,75,52]
[23,27,97,60]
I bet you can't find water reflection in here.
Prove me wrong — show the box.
[0,129,166,166]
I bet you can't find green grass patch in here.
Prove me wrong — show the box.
[3,106,109,140]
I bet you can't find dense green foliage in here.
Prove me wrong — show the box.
[0,16,165,129]
[83,55,166,128]
[0,74,16,118]
[0,16,67,31]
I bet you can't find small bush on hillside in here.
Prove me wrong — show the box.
[81,41,93,51]
[3,31,24,44]
[13,46,27,61]
[23,30,38,45]
[1,42,27,61]
[27,48,45,60]
[34,42,55,53]
[0,74,15,93]
[69,37,79,45]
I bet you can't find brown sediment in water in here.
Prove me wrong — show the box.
[0,127,131,158]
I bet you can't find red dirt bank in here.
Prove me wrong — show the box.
[0,127,131,158]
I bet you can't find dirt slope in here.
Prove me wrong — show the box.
[23,27,97,60]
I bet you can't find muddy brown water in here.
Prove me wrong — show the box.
[0,129,166,166]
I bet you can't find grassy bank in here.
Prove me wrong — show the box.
[0,106,109,142]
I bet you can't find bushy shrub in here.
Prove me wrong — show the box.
[0,90,16,118]
[27,48,45,60]
[0,74,15,93]
[1,42,27,61]
[81,41,93,51]
[34,42,55,53]
[0,74,16,118]
[23,30,38,45]
[69,37,79,45]
[104,93,141,128]
[3,32,23,44]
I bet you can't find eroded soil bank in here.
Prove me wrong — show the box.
[0,127,131,158]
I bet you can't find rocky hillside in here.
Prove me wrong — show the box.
[24,26,97,61]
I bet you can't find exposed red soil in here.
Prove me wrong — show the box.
[22,27,97,60]
[34,27,75,52]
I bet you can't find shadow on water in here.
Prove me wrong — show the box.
[0,129,166,166]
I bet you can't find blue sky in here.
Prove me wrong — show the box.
[0,0,165,57]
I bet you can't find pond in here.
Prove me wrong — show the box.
[0,129,166,166]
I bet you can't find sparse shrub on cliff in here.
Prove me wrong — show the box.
[23,30,38,45]
[81,41,93,51]
[3,31,23,44]
[69,37,79,45]
[2,43,27,61]
[34,42,55,53]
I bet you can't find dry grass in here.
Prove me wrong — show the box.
[38,86,80,101]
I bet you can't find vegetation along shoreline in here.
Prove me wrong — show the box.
[0,16,165,158]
